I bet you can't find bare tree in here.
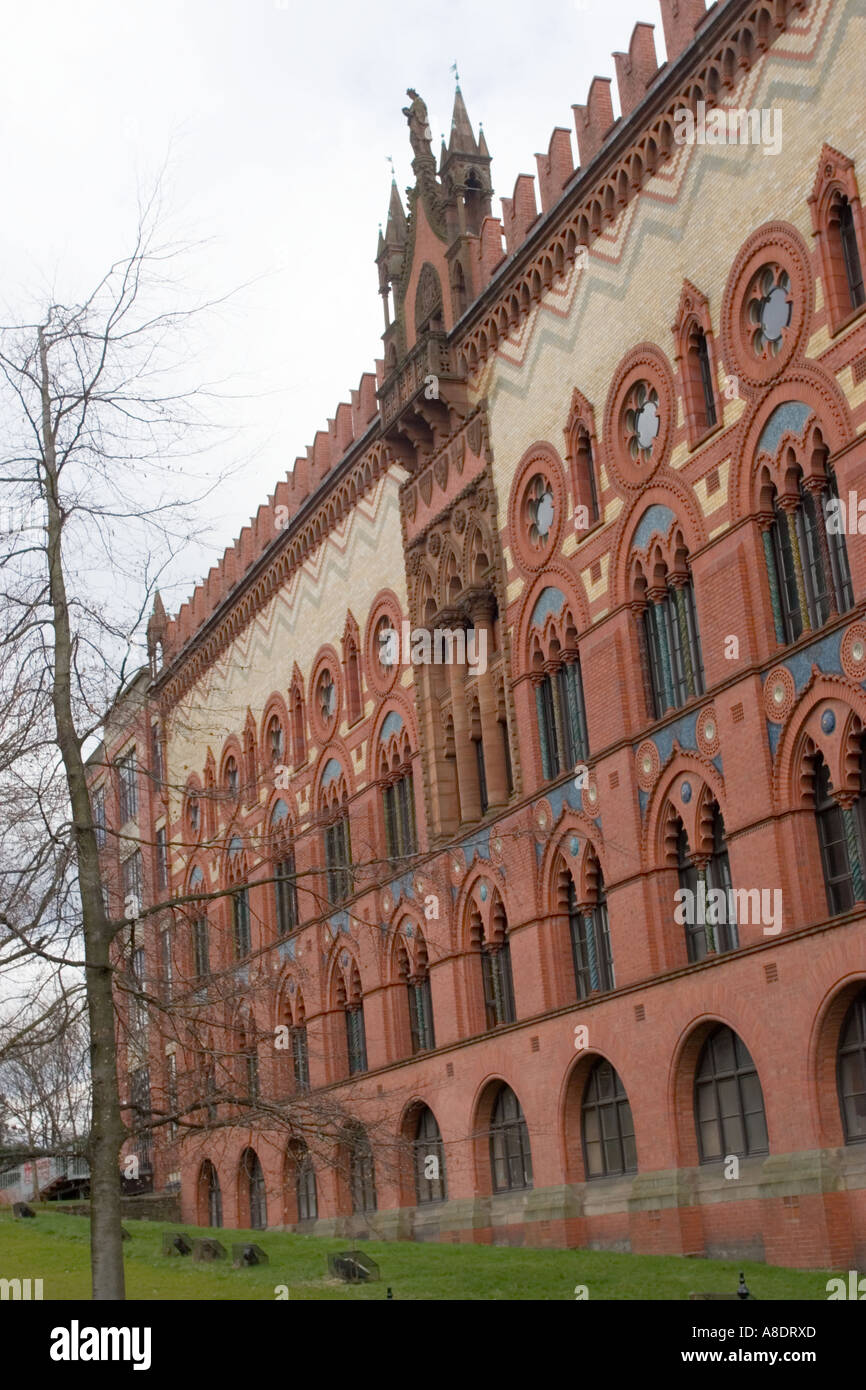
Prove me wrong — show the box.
[0,190,235,1297]
[0,193,430,1296]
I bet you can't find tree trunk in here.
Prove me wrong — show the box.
[39,328,126,1300]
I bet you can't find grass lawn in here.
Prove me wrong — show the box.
[0,1205,837,1300]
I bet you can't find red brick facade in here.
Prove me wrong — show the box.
[90,0,866,1268]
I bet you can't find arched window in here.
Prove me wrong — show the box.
[705,802,738,953]
[810,153,866,333]
[349,1128,377,1213]
[324,806,352,904]
[766,465,853,644]
[694,1026,768,1162]
[814,755,858,916]
[271,802,299,936]
[290,1141,318,1221]
[290,682,306,766]
[572,423,600,526]
[489,1085,533,1192]
[673,286,719,447]
[565,395,601,529]
[383,767,417,859]
[535,656,589,781]
[567,861,614,997]
[676,809,738,962]
[581,1059,637,1178]
[227,838,250,959]
[693,328,717,432]
[838,196,866,311]
[341,961,367,1075]
[641,566,704,718]
[242,1148,267,1230]
[201,1160,222,1228]
[239,1016,259,1102]
[397,932,435,1054]
[267,714,284,765]
[413,1106,446,1204]
[838,988,866,1144]
[344,632,362,726]
[472,897,516,1030]
[225,756,239,797]
[232,887,250,958]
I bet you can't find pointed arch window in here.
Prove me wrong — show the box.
[642,571,704,718]
[567,865,614,997]
[809,153,866,333]
[295,1146,318,1221]
[291,1021,309,1092]
[290,684,307,767]
[765,468,853,644]
[225,756,239,798]
[695,1026,768,1162]
[489,1085,533,1193]
[349,1129,376,1212]
[398,934,435,1054]
[413,1106,446,1204]
[383,768,417,859]
[325,807,353,904]
[342,963,367,1076]
[344,633,362,726]
[203,1160,222,1227]
[814,754,862,917]
[267,714,284,765]
[476,900,516,1030]
[839,196,866,310]
[581,1060,637,1178]
[838,988,866,1145]
[242,1148,267,1229]
[535,657,589,781]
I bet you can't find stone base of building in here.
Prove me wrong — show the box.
[225,1146,866,1271]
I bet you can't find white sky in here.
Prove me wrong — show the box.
[0,0,674,615]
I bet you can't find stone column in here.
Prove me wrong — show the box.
[757,513,786,644]
[778,493,811,633]
[803,475,838,619]
[647,587,675,712]
[837,796,865,904]
[669,572,696,700]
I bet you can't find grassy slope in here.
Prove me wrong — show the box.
[0,1207,836,1300]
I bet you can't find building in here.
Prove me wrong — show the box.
[90,0,866,1268]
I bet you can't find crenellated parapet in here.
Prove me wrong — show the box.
[158,367,383,668]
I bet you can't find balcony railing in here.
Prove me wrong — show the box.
[378,332,457,431]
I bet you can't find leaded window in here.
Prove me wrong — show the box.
[233,887,251,958]
[345,1003,367,1075]
[694,1025,768,1162]
[838,988,866,1144]
[581,1060,637,1178]
[413,1106,446,1204]
[489,1085,532,1193]
[275,854,298,935]
[567,871,614,997]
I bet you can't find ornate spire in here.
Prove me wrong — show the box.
[449,85,478,155]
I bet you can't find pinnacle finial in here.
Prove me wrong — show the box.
[450,59,460,86]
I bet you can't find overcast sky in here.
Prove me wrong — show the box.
[1,0,676,614]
